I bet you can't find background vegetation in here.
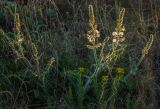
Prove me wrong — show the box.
[0,0,160,109]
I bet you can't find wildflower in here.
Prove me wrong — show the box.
[112,38,117,43]
[101,75,109,81]
[87,5,100,44]
[112,30,125,43]
[112,32,118,36]
[121,37,125,42]
[87,30,100,43]
[116,67,125,75]
[119,32,124,36]
[121,26,125,31]
[79,67,85,75]
[112,8,126,43]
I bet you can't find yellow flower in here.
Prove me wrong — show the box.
[116,67,125,75]
[101,75,109,81]
[79,67,85,74]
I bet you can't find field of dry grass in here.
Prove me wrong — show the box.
[0,0,160,109]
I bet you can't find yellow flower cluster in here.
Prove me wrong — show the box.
[79,67,85,75]
[87,5,100,43]
[101,75,109,81]
[116,67,125,75]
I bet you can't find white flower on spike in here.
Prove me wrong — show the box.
[95,30,100,38]
[112,32,118,36]
[118,32,124,36]
[120,37,125,42]
[113,38,117,43]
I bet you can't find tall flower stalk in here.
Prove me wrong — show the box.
[87,5,100,65]
[85,5,127,91]
[14,13,24,57]
[87,5,100,44]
